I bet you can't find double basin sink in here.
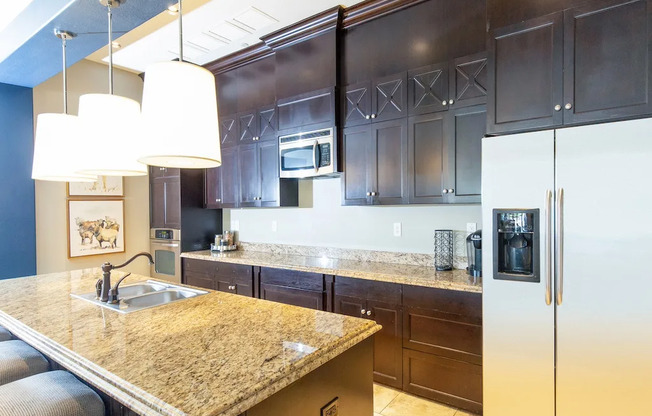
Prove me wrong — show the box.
[72,280,208,314]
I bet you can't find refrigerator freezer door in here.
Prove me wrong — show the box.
[555,119,652,415]
[482,131,555,416]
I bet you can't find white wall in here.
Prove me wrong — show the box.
[227,177,482,255]
[33,59,150,275]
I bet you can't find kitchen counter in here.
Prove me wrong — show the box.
[0,269,380,416]
[182,250,482,293]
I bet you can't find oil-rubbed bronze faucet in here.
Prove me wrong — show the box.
[97,252,154,302]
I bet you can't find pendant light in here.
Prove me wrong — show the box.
[138,0,221,169]
[76,0,147,176]
[31,30,97,182]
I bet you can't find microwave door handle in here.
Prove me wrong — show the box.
[313,140,320,173]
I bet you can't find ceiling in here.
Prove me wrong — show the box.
[0,0,361,88]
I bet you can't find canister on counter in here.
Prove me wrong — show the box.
[214,234,223,247]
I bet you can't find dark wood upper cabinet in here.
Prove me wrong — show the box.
[446,106,485,204]
[372,72,408,122]
[407,112,447,204]
[449,52,488,109]
[563,0,652,124]
[342,125,372,206]
[258,140,280,207]
[220,116,239,148]
[258,105,278,139]
[150,173,181,229]
[205,146,239,209]
[408,63,449,115]
[343,81,373,127]
[277,87,336,132]
[238,143,259,207]
[371,119,408,205]
[238,111,257,144]
[487,12,564,134]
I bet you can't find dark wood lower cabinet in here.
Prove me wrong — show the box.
[259,267,326,311]
[182,259,256,297]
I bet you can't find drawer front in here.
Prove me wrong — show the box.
[217,280,254,297]
[404,307,482,363]
[183,258,219,275]
[183,270,215,290]
[261,284,324,311]
[215,263,253,284]
[403,284,481,324]
[334,276,401,305]
[259,267,324,292]
[403,349,482,414]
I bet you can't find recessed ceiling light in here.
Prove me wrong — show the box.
[167,4,179,15]
[111,41,121,49]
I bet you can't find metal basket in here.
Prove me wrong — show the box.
[434,229,453,271]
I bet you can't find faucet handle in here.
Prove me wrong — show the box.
[107,272,131,304]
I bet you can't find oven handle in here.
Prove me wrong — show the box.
[151,241,179,248]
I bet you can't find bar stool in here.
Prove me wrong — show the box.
[0,326,12,342]
[0,370,105,416]
[0,340,50,386]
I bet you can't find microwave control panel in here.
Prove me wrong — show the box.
[319,143,331,167]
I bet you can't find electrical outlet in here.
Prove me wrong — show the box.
[466,222,477,233]
[271,220,278,232]
[231,220,240,231]
[393,222,402,237]
[321,397,339,416]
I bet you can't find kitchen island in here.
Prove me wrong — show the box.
[0,268,380,416]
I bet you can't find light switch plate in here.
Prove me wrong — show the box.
[393,222,402,237]
[466,222,477,233]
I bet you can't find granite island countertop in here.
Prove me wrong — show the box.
[0,269,380,416]
[181,250,482,293]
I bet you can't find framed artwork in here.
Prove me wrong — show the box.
[68,176,124,197]
[68,199,125,258]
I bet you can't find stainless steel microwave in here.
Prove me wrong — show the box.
[279,128,335,178]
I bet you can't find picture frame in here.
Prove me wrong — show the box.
[67,176,124,197]
[67,199,125,258]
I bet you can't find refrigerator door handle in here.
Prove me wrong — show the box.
[545,189,553,305]
[556,187,564,305]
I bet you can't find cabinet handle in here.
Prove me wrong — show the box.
[554,104,562,112]
[159,167,165,171]
[564,103,573,110]
[442,189,448,194]
[361,309,366,315]
[366,310,372,316]
[448,99,454,105]
[370,114,377,119]
[365,115,371,120]
[215,198,221,202]
[366,192,371,196]
[442,100,447,106]
[448,188,454,193]
[372,191,377,196]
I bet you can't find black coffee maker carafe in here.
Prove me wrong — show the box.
[466,230,482,277]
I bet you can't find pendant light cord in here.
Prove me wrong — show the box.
[178,0,183,63]
[107,3,113,94]
[61,35,68,114]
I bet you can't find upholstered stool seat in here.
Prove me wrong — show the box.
[0,340,49,386]
[0,326,12,342]
[0,370,105,416]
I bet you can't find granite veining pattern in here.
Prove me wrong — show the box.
[183,247,481,293]
[0,269,380,416]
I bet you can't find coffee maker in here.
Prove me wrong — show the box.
[466,230,482,277]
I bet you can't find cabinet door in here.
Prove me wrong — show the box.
[446,105,485,204]
[238,111,257,144]
[371,119,408,205]
[342,125,372,206]
[564,0,652,125]
[150,180,166,228]
[220,146,239,208]
[344,81,373,127]
[220,116,238,148]
[408,113,447,204]
[449,52,488,109]
[183,271,215,290]
[149,166,180,180]
[238,143,259,207]
[368,299,403,389]
[258,105,277,140]
[204,168,221,209]
[488,12,564,134]
[164,177,181,229]
[408,63,449,115]
[333,294,367,318]
[258,140,280,207]
[372,72,407,122]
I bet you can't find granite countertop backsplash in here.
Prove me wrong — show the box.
[182,242,482,293]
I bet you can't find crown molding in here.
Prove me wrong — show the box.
[203,43,273,74]
[260,6,342,50]
[342,0,429,29]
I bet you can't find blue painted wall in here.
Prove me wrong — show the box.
[0,82,35,279]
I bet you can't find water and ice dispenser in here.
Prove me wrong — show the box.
[493,209,540,282]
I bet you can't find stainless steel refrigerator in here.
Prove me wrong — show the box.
[482,118,652,415]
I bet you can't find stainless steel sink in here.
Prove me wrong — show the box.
[71,280,207,314]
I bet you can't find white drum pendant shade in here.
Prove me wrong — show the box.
[77,94,147,176]
[139,61,221,168]
[31,113,97,182]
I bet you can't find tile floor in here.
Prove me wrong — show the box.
[373,384,478,416]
